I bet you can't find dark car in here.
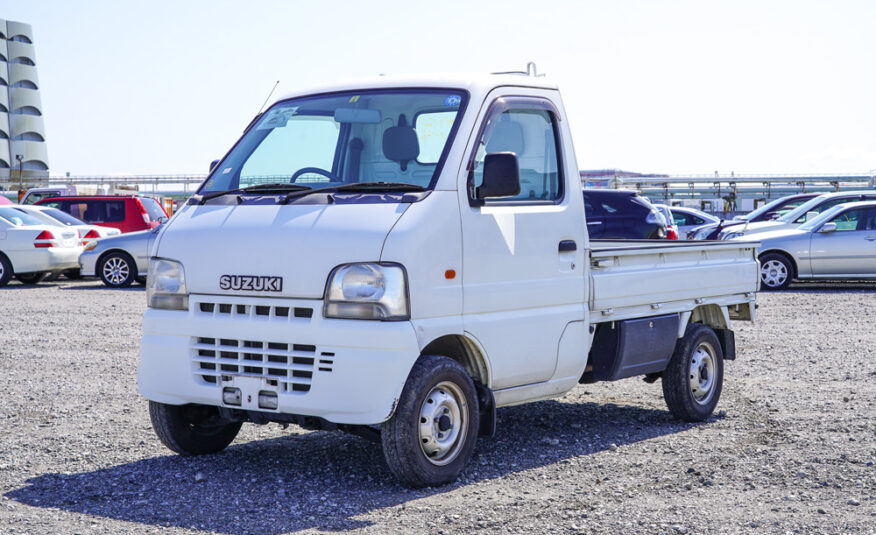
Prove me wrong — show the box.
[35,195,168,234]
[582,189,666,239]
[687,193,820,240]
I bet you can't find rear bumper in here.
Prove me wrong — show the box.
[13,247,83,273]
[78,250,99,277]
[138,295,421,425]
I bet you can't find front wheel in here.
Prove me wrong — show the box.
[662,323,724,422]
[99,252,137,287]
[148,401,242,455]
[759,253,793,290]
[0,254,12,287]
[381,355,480,488]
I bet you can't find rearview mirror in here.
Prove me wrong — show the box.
[476,152,520,200]
[818,222,837,233]
[209,159,220,172]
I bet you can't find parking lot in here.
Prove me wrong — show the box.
[0,279,874,535]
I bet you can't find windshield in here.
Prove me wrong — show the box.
[779,195,858,224]
[0,207,52,226]
[200,89,467,194]
[40,207,85,226]
[742,195,808,221]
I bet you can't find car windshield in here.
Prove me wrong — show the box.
[0,207,51,226]
[779,195,859,224]
[40,207,85,226]
[742,196,801,221]
[200,89,467,194]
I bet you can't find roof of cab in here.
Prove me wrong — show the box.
[272,72,560,104]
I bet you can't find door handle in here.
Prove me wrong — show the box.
[559,240,577,252]
[587,221,602,225]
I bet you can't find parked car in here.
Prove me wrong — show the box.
[737,201,876,290]
[688,193,820,240]
[35,195,169,233]
[582,189,666,239]
[0,206,82,286]
[653,204,679,239]
[0,195,14,205]
[667,206,720,237]
[20,185,78,205]
[79,226,161,287]
[8,205,121,245]
[719,190,876,240]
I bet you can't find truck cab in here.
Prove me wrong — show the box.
[139,72,758,487]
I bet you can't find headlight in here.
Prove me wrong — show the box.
[324,263,408,320]
[722,231,744,240]
[146,258,188,310]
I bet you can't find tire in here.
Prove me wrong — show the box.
[148,401,242,455]
[99,251,137,288]
[63,269,83,280]
[15,272,46,285]
[0,254,12,287]
[759,252,793,290]
[381,355,480,488]
[662,323,724,422]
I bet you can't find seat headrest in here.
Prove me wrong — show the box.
[486,118,525,155]
[383,114,419,171]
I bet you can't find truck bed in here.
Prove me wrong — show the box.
[589,240,759,322]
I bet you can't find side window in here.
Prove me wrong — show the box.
[104,201,126,222]
[672,212,689,226]
[472,107,562,202]
[40,200,63,210]
[415,111,456,164]
[583,196,598,216]
[829,208,869,231]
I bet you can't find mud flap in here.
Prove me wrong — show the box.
[474,382,496,437]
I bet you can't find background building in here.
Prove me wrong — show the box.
[0,19,48,183]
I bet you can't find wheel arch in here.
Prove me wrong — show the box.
[420,334,490,387]
[0,250,14,272]
[758,249,798,279]
[97,248,139,275]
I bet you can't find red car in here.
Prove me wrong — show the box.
[35,195,168,234]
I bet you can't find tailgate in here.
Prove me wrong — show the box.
[589,240,759,321]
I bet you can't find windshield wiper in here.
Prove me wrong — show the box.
[280,182,425,204]
[194,183,312,205]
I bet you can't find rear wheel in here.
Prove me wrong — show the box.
[0,254,12,287]
[759,253,793,290]
[148,401,242,455]
[382,355,479,488]
[99,252,137,287]
[662,323,724,422]
[15,272,46,285]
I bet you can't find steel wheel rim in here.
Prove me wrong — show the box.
[760,259,788,288]
[103,257,130,285]
[689,341,717,405]
[418,381,468,466]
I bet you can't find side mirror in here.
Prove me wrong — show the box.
[476,152,520,200]
[805,210,819,222]
[818,222,837,233]
[209,159,220,172]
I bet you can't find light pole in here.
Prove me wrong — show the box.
[15,154,24,201]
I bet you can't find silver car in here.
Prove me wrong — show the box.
[79,225,161,287]
[737,201,876,290]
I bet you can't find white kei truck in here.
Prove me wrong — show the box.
[138,71,759,487]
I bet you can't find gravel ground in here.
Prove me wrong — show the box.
[0,279,874,535]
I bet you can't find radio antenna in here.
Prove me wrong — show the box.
[255,80,280,115]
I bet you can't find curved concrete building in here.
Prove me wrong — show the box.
[1,19,48,179]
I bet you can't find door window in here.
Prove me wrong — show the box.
[794,197,856,223]
[471,107,562,202]
[828,208,876,231]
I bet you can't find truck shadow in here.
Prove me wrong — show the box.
[6,399,711,534]
[788,281,876,293]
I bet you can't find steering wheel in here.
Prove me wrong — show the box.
[290,167,335,183]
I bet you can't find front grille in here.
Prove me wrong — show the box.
[192,337,316,394]
[196,301,313,319]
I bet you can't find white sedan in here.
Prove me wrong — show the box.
[668,206,721,238]
[0,206,83,286]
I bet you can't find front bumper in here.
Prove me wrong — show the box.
[138,294,421,425]
[14,246,83,273]
[78,250,99,277]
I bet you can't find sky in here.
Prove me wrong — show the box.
[4,0,875,176]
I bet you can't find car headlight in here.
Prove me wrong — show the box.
[722,231,744,240]
[146,258,188,310]
[324,263,409,320]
